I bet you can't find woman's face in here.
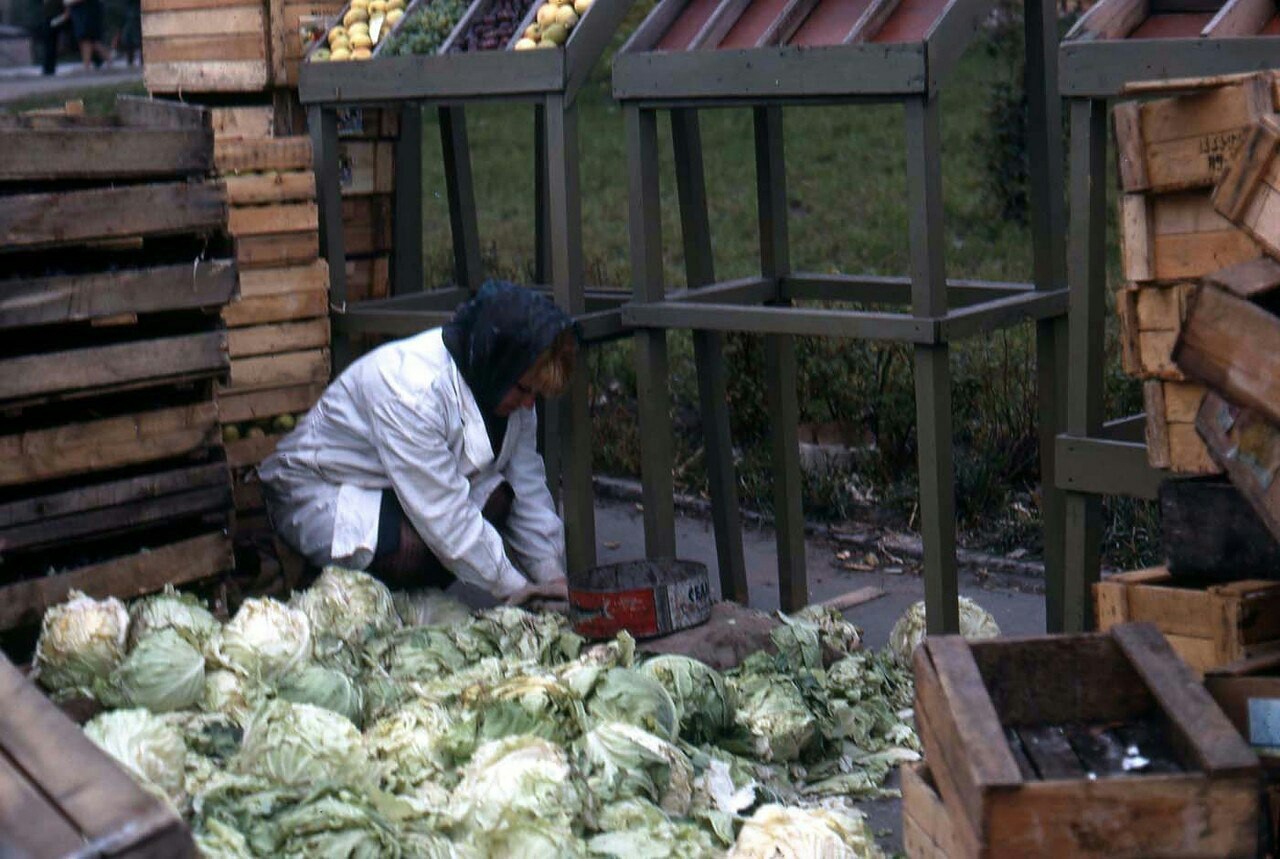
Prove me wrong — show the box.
[494,369,540,416]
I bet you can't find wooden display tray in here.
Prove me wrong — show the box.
[1095,568,1280,674]
[298,0,632,102]
[915,624,1259,857]
[613,0,992,101]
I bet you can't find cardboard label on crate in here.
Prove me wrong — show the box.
[663,577,710,629]
[1248,698,1280,747]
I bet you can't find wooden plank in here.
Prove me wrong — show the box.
[1125,579,1222,639]
[143,33,268,62]
[0,128,211,181]
[1213,114,1280,223]
[968,634,1154,725]
[0,182,225,251]
[210,106,275,139]
[1112,622,1259,774]
[911,673,988,854]
[224,170,315,205]
[0,331,228,405]
[114,95,211,130]
[1120,194,1154,281]
[338,140,395,196]
[215,135,313,173]
[0,750,88,857]
[1016,725,1087,779]
[1204,255,1280,299]
[0,402,219,487]
[227,201,318,236]
[1204,0,1277,34]
[1113,101,1150,192]
[235,231,319,268]
[223,288,328,326]
[1062,722,1132,777]
[141,6,265,37]
[1144,379,1172,468]
[0,532,231,630]
[1064,0,1148,40]
[217,382,324,422]
[1175,284,1280,425]
[0,260,236,329]
[227,317,330,357]
[341,194,393,256]
[144,62,272,96]
[226,349,329,390]
[225,432,280,468]
[1196,391,1280,542]
[237,259,328,297]
[901,763,972,859]
[1093,579,1130,630]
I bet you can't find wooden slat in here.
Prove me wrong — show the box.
[1175,284,1280,426]
[238,259,328,298]
[1203,255,1280,299]
[235,232,319,268]
[338,140,395,196]
[1111,622,1259,774]
[227,317,330,357]
[210,106,275,139]
[141,6,265,37]
[145,60,271,93]
[222,288,329,326]
[1093,579,1130,630]
[0,129,211,181]
[1203,0,1277,35]
[143,33,268,62]
[225,433,280,468]
[1196,391,1280,542]
[1213,114,1280,223]
[226,349,329,391]
[227,201,318,236]
[215,136,313,173]
[900,763,973,859]
[0,532,231,630]
[1,182,225,252]
[1122,191,1264,283]
[1065,0,1149,40]
[1016,725,1086,779]
[114,95,211,130]
[224,170,315,205]
[0,402,219,487]
[217,382,324,422]
[1125,579,1222,639]
[0,331,228,405]
[0,748,88,856]
[0,260,236,329]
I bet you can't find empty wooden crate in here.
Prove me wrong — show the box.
[914,624,1260,857]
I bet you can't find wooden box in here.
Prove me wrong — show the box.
[342,193,394,256]
[902,763,964,859]
[0,656,196,856]
[1205,651,1280,764]
[1197,391,1280,541]
[1214,114,1280,259]
[1144,379,1221,474]
[271,0,344,86]
[1116,281,1193,380]
[1094,568,1280,674]
[1160,476,1280,579]
[141,0,271,93]
[1120,190,1263,283]
[915,624,1260,858]
[1114,74,1275,194]
[346,254,392,302]
[339,140,395,196]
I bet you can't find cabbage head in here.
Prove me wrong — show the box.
[367,626,468,680]
[471,606,583,664]
[127,585,219,650]
[193,818,255,859]
[888,596,1001,664]
[585,668,680,742]
[393,588,474,628]
[291,566,400,649]
[35,591,129,695]
[207,597,312,682]
[202,669,259,725]
[95,628,205,712]
[557,632,636,698]
[588,799,725,859]
[449,736,583,836]
[638,655,734,743]
[365,699,457,794]
[266,788,403,858]
[84,708,188,808]
[726,669,816,763]
[458,674,586,750]
[481,820,588,859]
[277,663,364,726]
[728,805,883,859]
[579,722,694,816]
[235,700,373,789]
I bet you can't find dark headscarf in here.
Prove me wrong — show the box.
[442,281,577,453]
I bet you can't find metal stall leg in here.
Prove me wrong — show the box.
[1024,0,1069,631]
[754,105,806,612]
[309,106,352,376]
[544,94,596,575]
[626,106,677,559]
[905,96,959,634]
[1063,98,1108,632]
[670,108,749,603]
[439,106,484,292]
[393,104,425,297]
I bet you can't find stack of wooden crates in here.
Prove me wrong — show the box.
[0,98,236,634]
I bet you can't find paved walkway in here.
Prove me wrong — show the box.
[0,58,142,103]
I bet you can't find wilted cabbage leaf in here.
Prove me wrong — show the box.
[639,655,734,744]
[579,722,694,816]
[393,588,474,628]
[365,699,457,794]
[888,596,1000,664]
[84,708,188,808]
[366,626,469,680]
[193,817,255,859]
[470,606,582,664]
[277,662,364,727]
[449,735,583,836]
[291,566,400,651]
[207,598,312,682]
[128,585,220,650]
[585,668,680,742]
[729,804,883,858]
[725,666,816,763]
[266,788,403,858]
[235,699,373,790]
[556,632,636,699]
[34,591,129,696]
[458,673,586,750]
[202,668,259,725]
[588,799,725,859]
[95,628,205,712]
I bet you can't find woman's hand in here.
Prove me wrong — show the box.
[504,577,569,606]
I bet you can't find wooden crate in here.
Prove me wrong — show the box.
[1197,391,1280,541]
[1094,568,1280,674]
[1114,74,1275,194]
[902,763,965,859]
[347,254,392,302]
[1120,190,1264,283]
[914,624,1259,858]
[1116,281,1193,380]
[1160,476,1280,580]
[339,140,395,196]
[272,0,344,86]
[0,656,196,855]
[1214,114,1280,259]
[142,0,271,93]
[337,106,401,139]
[1144,379,1221,474]
[210,105,276,139]
[343,193,394,256]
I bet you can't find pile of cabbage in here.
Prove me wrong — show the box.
[32,570,940,858]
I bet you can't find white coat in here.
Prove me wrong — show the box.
[257,328,566,598]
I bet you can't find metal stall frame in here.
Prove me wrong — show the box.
[296,0,638,579]
[614,0,1069,630]
[1056,0,1280,632]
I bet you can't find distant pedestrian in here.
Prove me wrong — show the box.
[114,0,140,65]
[37,0,69,75]
[64,0,108,69]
